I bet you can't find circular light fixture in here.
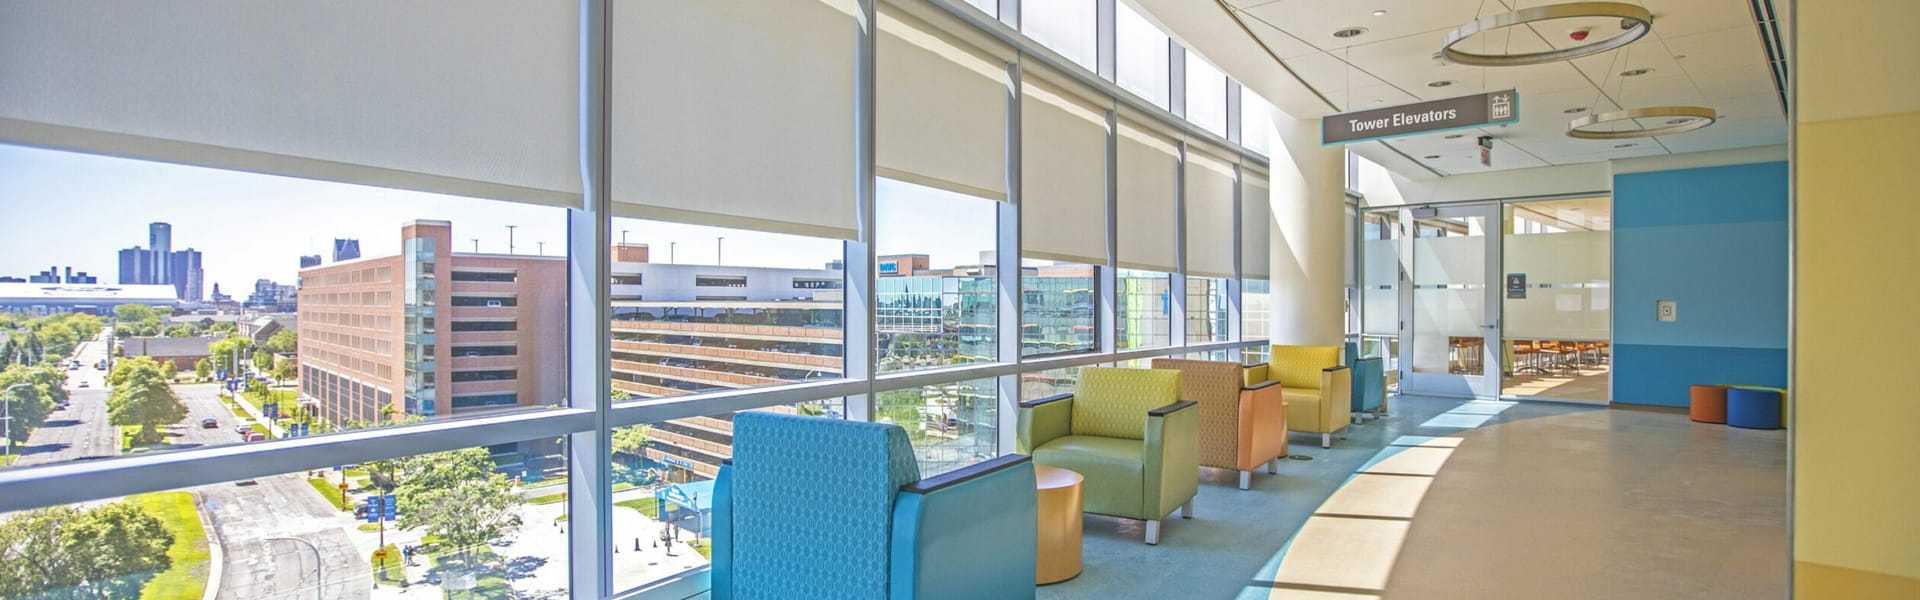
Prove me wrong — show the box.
[1424,155,1443,159]
[1564,107,1589,114]
[1372,10,1389,17]
[1427,80,1454,88]
[1567,105,1718,139]
[1333,27,1368,39]
[1620,68,1652,77]
[1665,118,1694,125]
[1440,2,1653,67]
[1444,134,1466,139]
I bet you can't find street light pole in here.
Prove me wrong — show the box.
[716,237,724,266]
[669,242,676,264]
[506,225,517,255]
[537,241,546,256]
[3,383,29,466]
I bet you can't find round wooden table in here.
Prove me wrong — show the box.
[1035,465,1084,584]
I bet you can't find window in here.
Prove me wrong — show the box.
[1185,54,1228,135]
[793,278,843,290]
[693,275,747,288]
[1186,276,1229,343]
[450,270,517,282]
[450,392,519,408]
[1022,262,1098,357]
[876,179,998,373]
[452,345,517,357]
[1116,1,1171,108]
[873,378,998,475]
[1117,269,1173,348]
[1019,366,1082,401]
[1242,87,1274,156]
[451,369,518,383]
[611,274,642,286]
[449,320,517,332]
[450,296,516,307]
[1023,0,1097,70]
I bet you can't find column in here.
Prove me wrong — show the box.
[1264,115,1346,346]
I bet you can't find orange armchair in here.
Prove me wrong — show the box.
[1150,359,1289,490]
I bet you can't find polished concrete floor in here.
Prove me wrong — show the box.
[1035,395,1788,600]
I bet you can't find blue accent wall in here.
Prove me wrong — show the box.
[1613,162,1789,406]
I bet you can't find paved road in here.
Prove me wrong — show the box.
[199,472,371,600]
[14,334,116,467]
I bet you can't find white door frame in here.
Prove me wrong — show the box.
[1396,203,1502,399]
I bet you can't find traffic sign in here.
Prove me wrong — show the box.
[365,495,382,523]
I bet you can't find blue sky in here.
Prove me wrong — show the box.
[0,144,997,294]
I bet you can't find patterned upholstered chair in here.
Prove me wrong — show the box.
[1150,358,1288,490]
[1271,345,1352,448]
[1017,367,1199,545]
[712,412,1037,600]
[1344,341,1387,418]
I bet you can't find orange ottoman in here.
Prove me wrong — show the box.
[1690,385,1729,423]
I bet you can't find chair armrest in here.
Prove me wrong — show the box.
[891,456,1037,600]
[1017,394,1073,454]
[1320,366,1352,425]
[1243,380,1281,392]
[1143,400,1201,519]
[711,462,735,600]
[1243,363,1271,388]
[1240,380,1289,466]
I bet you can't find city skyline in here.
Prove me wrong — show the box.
[0,144,1002,299]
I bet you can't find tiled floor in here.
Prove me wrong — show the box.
[1036,395,1788,600]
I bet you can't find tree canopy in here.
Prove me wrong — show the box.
[107,360,187,445]
[394,448,523,557]
[1,365,65,446]
[0,501,174,598]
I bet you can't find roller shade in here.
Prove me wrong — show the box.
[613,0,858,239]
[1020,70,1111,266]
[0,1,581,208]
[878,4,1009,201]
[1183,144,1237,279]
[1241,165,1272,278]
[1116,118,1179,272]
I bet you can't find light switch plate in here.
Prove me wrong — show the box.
[1656,299,1678,322]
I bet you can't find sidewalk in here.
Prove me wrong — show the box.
[222,390,284,438]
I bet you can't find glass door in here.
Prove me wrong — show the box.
[1399,204,1501,398]
[1499,197,1612,403]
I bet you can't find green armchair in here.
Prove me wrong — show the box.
[1017,367,1199,545]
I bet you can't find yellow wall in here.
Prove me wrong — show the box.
[1793,1,1920,597]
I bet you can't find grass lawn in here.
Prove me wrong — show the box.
[614,498,658,519]
[344,468,370,477]
[430,547,512,599]
[128,491,211,600]
[358,522,385,532]
[370,544,405,587]
[692,538,712,560]
[306,477,351,512]
[527,491,568,505]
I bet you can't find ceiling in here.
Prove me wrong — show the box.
[1219,0,1788,175]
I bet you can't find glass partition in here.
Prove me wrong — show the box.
[1500,197,1612,402]
[1360,211,1401,370]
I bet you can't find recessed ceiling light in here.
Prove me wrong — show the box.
[1620,68,1652,77]
[1427,80,1454,88]
[1563,107,1589,114]
[1372,10,1388,17]
[1424,155,1443,159]
[1674,54,1689,60]
[1333,27,1368,39]
[1444,134,1465,139]
[1613,143,1638,148]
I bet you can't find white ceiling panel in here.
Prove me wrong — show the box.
[1658,25,1770,72]
[1235,9,1323,60]
[1635,0,1759,38]
[1241,0,1490,54]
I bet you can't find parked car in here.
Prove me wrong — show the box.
[243,432,266,442]
[76,381,89,388]
[201,418,220,429]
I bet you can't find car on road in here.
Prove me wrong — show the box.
[201,418,220,429]
[76,381,89,388]
[243,432,266,442]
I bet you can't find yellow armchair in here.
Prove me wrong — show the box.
[1271,345,1352,448]
[1151,358,1289,489]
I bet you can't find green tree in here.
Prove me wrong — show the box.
[0,365,61,447]
[252,349,274,370]
[395,448,523,560]
[0,338,17,370]
[209,335,251,375]
[107,361,187,445]
[109,356,163,388]
[163,323,197,338]
[264,329,298,354]
[112,304,158,323]
[612,425,652,455]
[0,501,173,598]
[270,358,297,384]
[206,321,238,336]
[193,358,212,381]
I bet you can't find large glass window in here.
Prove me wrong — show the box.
[873,378,998,475]
[1241,87,1274,156]
[876,179,999,372]
[1116,1,1171,108]
[1117,269,1173,349]
[1185,55,1229,135]
[1021,261,1098,357]
[1501,197,1612,402]
[1023,0,1098,70]
[1361,211,1402,371]
[1186,276,1230,343]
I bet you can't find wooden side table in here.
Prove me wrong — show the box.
[1035,465,1084,584]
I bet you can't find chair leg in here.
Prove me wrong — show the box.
[1339,427,1349,440]
[1239,470,1252,490]
[1181,499,1194,519]
[1267,458,1278,474]
[1145,520,1161,545]
[1322,432,1332,448]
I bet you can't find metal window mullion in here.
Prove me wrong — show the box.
[998,0,1019,28]
[1099,106,1119,354]
[846,0,879,422]
[568,0,613,596]
[1169,141,1188,347]
[1095,0,1116,81]
[996,58,1024,455]
[1227,162,1244,359]
[1168,42,1186,119]
[1225,79,1242,145]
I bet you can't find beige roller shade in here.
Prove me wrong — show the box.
[613,0,859,239]
[0,0,582,208]
[1184,143,1238,279]
[1116,117,1180,272]
[878,4,1010,201]
[1019,69,1111,266]
[1241,165,1272,278]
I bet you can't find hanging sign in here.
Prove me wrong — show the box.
[1479,135,1495,167]
[1322,89,1519,145]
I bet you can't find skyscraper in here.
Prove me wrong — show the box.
[117,222,204,301]
[300,254,322,268]
[148,222,171,285]
[332,238,361,262]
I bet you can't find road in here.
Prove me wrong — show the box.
[13,333,116,467]
[198,472,370,600]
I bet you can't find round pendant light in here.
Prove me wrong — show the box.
[1566,106,1718,139]
[1441,2,1653,67]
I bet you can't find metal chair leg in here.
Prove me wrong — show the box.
[1321,432,1332,448]
[1239,470,1251,490]
[1267,458,1278,474]
[1181,499,1194,519]
[1145,520,1161,545]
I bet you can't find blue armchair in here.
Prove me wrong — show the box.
[1345,341,1386,418]
[712,412,1038,600]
